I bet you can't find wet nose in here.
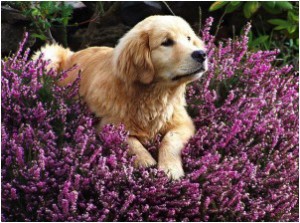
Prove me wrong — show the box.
[191,50,207,63]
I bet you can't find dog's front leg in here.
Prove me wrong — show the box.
[158,116,195,180]
[127,137,157,168]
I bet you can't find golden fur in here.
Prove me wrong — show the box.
[33,15,207,179]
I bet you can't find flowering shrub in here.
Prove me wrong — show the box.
[184,18,298,221]
[2,18,298,221]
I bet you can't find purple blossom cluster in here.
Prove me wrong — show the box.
[184,18,298,221]
[2,18,298,221]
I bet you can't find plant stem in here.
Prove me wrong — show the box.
[45,25,56,44]
[162,1,175,16]
[98,2,105,16]
[215,10,226,38]
[198,6,202,33]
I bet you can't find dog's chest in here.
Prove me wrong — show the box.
[134,97,175,139]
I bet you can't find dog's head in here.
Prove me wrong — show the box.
[113,15,208,85]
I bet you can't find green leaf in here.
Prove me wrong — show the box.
[31,8,41,16]
[209,1,229,11]
[31,33,47,41]
[39,1,49,10]
[273,25,288,31]
[48,2,59,14]
[44,21,51,29]
[275,1,293,10]
[230,1,241,6]
[243,1,260,18]
[250,35,269,47]
[62,17,69,26]
[263,1,276,9]
[53,18,63,23]
[268,19,290,26]
[248,30,254,42]
[287,25,297,34]
[261,4,283,14]
[288,11,299,22]
[225,2,241,13]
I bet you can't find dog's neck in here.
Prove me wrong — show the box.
[128,81,186,104]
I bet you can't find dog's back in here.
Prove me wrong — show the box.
[33,44,114,86]
[32,44,74,73]
[33,44,117,117]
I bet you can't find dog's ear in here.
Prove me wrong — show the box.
[113,32,154,84]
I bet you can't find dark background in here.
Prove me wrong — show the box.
[1,1,251,53]
[1,1,298,68]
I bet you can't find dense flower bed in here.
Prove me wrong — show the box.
[2,18,298,221]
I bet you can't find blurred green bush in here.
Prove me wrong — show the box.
[5,1,73,46]
[209,1,299,67]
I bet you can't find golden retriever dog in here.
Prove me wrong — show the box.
[33,15,207,179]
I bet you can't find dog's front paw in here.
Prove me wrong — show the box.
[133,151,157,168]
[158,161,184,180]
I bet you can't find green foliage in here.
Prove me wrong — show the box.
[247,29,298,67]
[224,2,242,14]
[210,1,298,67]
[243,1,260,18]
[209,1,298,35]
[268,10,299,36]
[209,1,294,18]
[209,1,229,11]
[12,2,73,45]
[248,32,270,49]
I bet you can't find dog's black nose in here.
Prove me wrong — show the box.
[191,50,206,63]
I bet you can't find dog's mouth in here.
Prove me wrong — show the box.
[172,67,205,81]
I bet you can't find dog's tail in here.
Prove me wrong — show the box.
[32,44,74,72]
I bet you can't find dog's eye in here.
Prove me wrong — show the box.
[161,38,174,47]
[187,36,191,41]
